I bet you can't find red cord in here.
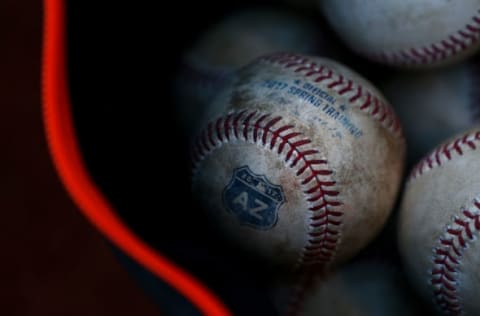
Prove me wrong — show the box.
[41,1,231,315]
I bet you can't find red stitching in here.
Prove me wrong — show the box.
[430,201,480,315]
[261,53,402,137]
[366,9,480,66]
[409,130,480,180]
[192,111,344,267]
[406,130,480,315]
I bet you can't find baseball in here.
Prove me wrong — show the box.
[173,7,328,135]
[381,57,480,164]
[319,0,480,67]
[399,127,480,315]
[271,261,425,316]
[191,53,405,269]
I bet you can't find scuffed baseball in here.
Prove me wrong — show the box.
[319,0,480,67]
[399,127,480,315]
[191,53,405,269]
[381,57,480,164]
[173,7,329,136]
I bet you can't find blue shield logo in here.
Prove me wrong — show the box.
[223,166,285,230]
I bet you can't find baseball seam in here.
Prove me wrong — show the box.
[261,53,402,138]
[408,129,480,315]
[192,110,344,267]
[366,9,480,66]
[430,199,480,315]
[409,130,480,180]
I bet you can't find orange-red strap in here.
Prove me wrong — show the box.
[42,1,231,315]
